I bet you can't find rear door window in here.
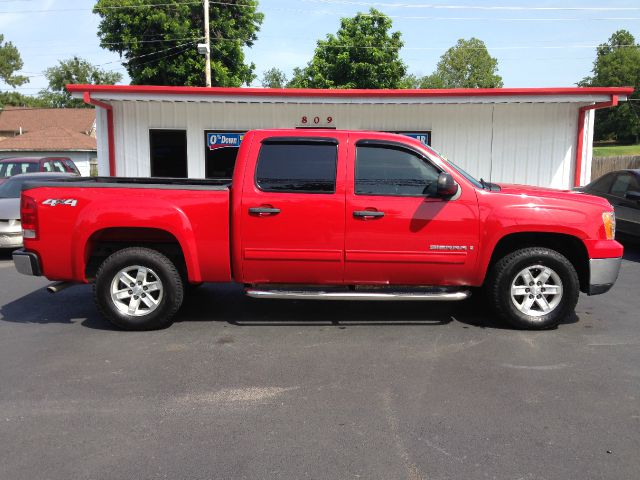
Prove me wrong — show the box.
[255,139,338,194]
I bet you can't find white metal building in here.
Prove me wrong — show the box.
[68,85,632,188]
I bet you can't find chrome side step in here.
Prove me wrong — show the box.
[245,289,471,302]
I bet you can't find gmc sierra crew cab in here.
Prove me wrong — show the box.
[12,129,622,330]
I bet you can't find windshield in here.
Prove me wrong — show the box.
[447,161,484,189]
[421,145,485,189]
[0,161,38,177]
[0,177,26,198]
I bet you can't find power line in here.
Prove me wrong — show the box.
[1,0,640,21]
[304,0,640,11]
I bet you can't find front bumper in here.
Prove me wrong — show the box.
[12,249,42,276]
[588,257,622,295]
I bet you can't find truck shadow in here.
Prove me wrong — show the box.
[175,284,577,330]
[0,282,579,331]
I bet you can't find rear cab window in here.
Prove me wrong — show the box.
[255,138,338,194]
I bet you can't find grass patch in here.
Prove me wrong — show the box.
[593,144,640,157]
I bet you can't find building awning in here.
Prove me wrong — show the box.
[68,84,633,105]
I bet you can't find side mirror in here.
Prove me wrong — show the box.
[626,190,640,202]
[437,172,458,197]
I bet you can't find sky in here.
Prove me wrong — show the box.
[0,0,639,95]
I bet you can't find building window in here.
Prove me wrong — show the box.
[204,131,244,178]
[150,129,187,178]
[255,139,338,194]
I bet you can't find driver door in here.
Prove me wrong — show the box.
[344,137,480,286]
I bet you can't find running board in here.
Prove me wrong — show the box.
[245,288,471,302]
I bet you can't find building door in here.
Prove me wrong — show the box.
[239,136,346,285]
[344,139,480,286]
[149,129,187,177]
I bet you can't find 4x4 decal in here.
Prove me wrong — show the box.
[42,199,78,207]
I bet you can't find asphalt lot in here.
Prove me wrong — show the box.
[0,245,639,480]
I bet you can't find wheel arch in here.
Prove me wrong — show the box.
[82,227,197,283]
[482,232,590,293]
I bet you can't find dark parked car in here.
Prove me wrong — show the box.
[0,157,80,182]
[577,169,640,237]
[0,172,76,249]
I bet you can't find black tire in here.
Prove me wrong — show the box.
[94,247,184,331]
[487,247,579,330]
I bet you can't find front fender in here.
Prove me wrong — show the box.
[475,203,592,284]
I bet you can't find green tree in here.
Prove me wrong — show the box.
[398,73,421,89]
[288,9,406,89]
[579,30,640,144]
[94,0,263,87]
[261,67,287,88]
[0,34,28,88]
[0,91,49,108]
[39,56,122,108]
[424,38,503,88]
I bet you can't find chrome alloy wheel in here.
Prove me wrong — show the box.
[510,264,563,317]
[110,265,163,317]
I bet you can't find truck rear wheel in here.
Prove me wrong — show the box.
[94,247,184,331]
[488,247,579,330]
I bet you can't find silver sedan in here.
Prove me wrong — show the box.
[0,173,76,249]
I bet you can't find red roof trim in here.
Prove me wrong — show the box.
[67,84,634,98]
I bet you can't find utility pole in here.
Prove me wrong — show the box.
[203,0,211,87]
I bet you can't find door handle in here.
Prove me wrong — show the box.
[249,206,281,216]
[353,210,384,219]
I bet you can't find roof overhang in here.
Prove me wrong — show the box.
[68,84,633,105]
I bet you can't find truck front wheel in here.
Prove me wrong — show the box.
[488,247,579,330]
[94,247,184,331]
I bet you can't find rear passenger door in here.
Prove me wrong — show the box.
[239,136,347,284]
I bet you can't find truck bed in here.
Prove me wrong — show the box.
[20,177,232,284]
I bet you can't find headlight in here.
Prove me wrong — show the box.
[602,211,616,240]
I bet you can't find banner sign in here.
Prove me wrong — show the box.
[207,133,245,150]
[401,132,431,146]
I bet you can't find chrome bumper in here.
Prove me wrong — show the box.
[588,257,622,295]
[0,233,23,249]
[12,249,42,276]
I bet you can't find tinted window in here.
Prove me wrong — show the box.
[610,173,638,197]
[63,160,79,174]
[589,173,615,194]
[0,161,37,176]
[355,144,440,196]
[256,141,337,193]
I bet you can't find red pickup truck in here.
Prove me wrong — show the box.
[13,129,622,330]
